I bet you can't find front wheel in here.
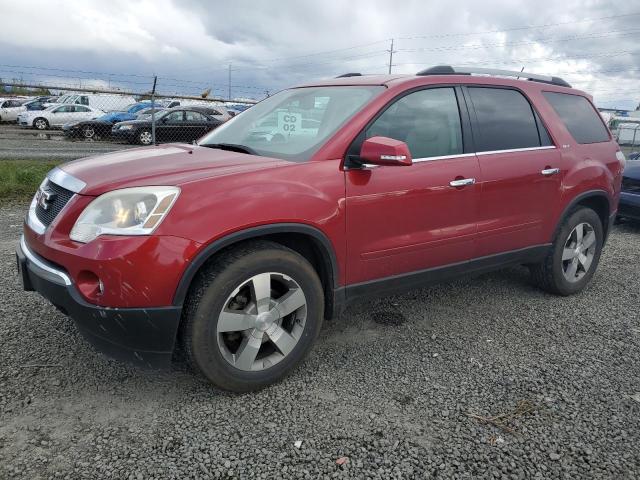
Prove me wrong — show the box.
[180,241,324,392]
[530,207,603,295]
[137,129,153,145]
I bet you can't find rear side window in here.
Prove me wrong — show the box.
[542,92,609,144]
[468,87,544,152]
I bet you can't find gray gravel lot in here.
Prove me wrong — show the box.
[0,124,131,160]
[1,203,639,479]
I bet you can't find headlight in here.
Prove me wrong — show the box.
[70,186,179,243]
[118,125,133,130]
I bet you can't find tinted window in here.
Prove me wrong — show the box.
[468,87,541,152]
[543,92,609,144]
[75,106,90,112]
[366,88,463,158]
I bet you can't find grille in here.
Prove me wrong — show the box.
[35,180,74,227]
[622,176,640,194]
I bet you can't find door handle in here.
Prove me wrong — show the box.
[541,167,560,176]
[449,178,476,187]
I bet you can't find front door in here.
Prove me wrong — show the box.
[345,87,480,285]
[157,110,185,142]
[464,86,563,256]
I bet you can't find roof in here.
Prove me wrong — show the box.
[294,66,579,93]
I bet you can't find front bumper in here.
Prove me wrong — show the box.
[618,191,640,221]
[16,235,182,368]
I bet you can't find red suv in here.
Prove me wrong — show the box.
[17,66,624,391]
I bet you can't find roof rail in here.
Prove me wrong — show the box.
[336,73,362,78]
[416,65,571,88]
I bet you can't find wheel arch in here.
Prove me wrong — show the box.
[556,190,612,242]
[172,223,342,319]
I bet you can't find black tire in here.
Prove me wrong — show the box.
[530,207,604,295]
[33,118,48,130]
[180,241,324,392]
[137,129,153,145]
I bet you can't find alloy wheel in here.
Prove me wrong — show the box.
[139,131,152,145]
[34,119,47,130]
[216,272,307,371]
[561,222,596,283]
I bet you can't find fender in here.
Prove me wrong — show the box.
[172,223,340,307]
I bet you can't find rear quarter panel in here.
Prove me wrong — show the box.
[526,86,622,238]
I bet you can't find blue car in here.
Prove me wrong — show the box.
[101,102,160,123]
[619,158,640,222]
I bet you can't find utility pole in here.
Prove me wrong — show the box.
[228,64,231,101]
[387,38,395,74]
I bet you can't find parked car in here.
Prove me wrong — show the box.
[62,114,118,139]
[16,66,624,392]
[18,104,103,129]
[628,152,640,160]
[134,107,166,119]
[111,106,225,145]
[618,159,640,222]
[0,98,27,122]
[23,99,50,111]
[98,102,161,123]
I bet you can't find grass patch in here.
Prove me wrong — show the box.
[0,160,61,203]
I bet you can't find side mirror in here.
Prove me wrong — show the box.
[359,136,412,166]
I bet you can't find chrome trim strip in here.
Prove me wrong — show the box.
[20,235,72,286]
[412,153,477,163]
[47,167,86,193]
[475,146,556,156]
[26,180,46,234]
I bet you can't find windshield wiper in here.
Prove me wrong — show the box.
[202,143,256,155]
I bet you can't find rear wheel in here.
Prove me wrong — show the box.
[530,207,603,295]
[33,118,48,130]
[138,129,152,145]
[181,241,324,392]
[82,125,95,139]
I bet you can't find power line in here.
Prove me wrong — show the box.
[397,11,640,40]
[396,28,640,53]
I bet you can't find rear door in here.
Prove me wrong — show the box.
[465,86,563,256]
[184,110,212,141]
[345,86,481,285]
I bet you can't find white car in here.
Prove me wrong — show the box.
[0,98,27,122]
[17,104,104,130]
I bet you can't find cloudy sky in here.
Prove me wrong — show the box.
[0,0,638,108]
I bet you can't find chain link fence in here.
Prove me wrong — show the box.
[613,122,640,158]
[0,80,256,161]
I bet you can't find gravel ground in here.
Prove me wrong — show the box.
[1,203,639,479]
[0,124,132,160]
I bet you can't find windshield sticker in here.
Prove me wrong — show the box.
[277,112,302,136]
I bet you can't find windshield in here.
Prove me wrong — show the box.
[198,86,383,161]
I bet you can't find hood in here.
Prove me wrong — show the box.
[58,144,292,195]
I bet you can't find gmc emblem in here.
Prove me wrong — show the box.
[36,187,56,211]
